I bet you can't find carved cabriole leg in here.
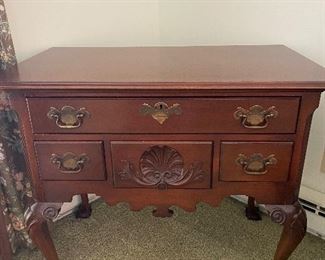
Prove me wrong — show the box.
[245,196,262,221]
[25,202,63,260]
[152,205,174,217]
[75,193,92,219]
[265,201,307,260]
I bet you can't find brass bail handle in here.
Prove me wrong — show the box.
[50,152,89,174]
[47,105,90,129]
[236,153,277,175]
[234,105,278,129]
[139,102,182,125]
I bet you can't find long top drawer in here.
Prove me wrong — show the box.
[27,97,299,134]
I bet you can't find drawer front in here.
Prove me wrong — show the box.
[220,142,293,182]
[35,141,106,181]
[111,141,213,189]
[28,97,299,134]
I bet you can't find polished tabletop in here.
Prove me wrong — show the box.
[1,45,325,90]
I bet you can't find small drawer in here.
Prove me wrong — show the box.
[35,141,106,181]
[111,141,213,189]
[27,97,299,134]
[220,142,293,182]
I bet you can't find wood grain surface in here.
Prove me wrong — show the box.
[4,46,325,260]
[1,45,324,89]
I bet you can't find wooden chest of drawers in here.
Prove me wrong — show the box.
[1,45,324,260]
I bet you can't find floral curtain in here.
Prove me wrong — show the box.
[0,1,16,70]
[0,0,35,254]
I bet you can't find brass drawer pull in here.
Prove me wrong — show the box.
[139,102,182,124]
[47,106,90,129]
[234,105,278,129]
[50,152,89,174]
[236,153,277,175]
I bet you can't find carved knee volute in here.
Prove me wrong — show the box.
[25,202,63,229]
[266,201,306,229]
[265,201,307,260]
[24,202,63,260]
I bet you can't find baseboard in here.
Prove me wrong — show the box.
[231,195,325,240]
[300,185,325,208]
[299,185,325,239]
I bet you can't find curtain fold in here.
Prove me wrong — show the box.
[0,1,16,70]
[0,0,35,254]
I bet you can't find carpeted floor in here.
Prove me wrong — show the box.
[15,198,325,260]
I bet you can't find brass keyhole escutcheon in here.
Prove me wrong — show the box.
[139,102,182,125]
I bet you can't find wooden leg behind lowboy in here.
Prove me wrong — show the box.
[245,196,262,221]
[266,201,307,260]
[75,193,92,219]
[152,205,174,217]
[25,202,63,260]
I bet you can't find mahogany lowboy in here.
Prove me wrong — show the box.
[1,45,325,260]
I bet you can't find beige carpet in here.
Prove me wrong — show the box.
[15,198,325,260]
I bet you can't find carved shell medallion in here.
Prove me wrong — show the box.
[118,145,205,190]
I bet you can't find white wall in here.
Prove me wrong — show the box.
[5,0,325,195]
